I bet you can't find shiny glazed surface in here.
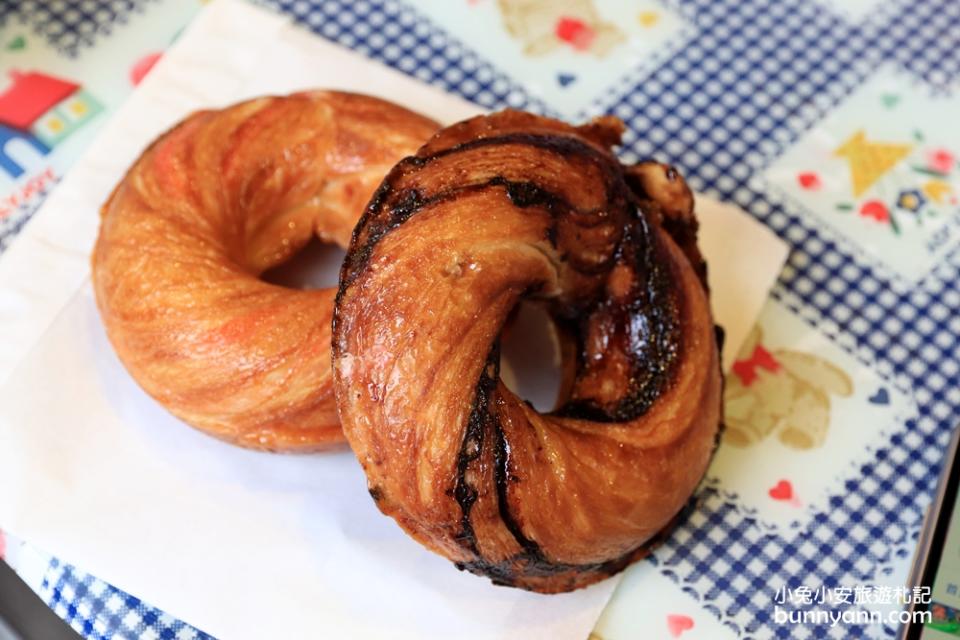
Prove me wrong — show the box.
[92,91,438,451]
[333,110,722,592]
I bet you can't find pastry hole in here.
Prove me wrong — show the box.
[500,302,563,412]
[261,237,347,290]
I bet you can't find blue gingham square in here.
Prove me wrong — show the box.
[39,559,211,640]
[0,0,154,58]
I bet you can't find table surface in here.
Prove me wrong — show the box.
[1,1,959,639]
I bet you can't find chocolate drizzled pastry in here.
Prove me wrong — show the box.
[333,110,722,593]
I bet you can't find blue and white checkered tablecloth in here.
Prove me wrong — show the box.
[2,0,960,638]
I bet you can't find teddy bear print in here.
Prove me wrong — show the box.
[724,326,854,450]
[496,0,626,57]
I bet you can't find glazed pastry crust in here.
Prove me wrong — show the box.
[92,91,437,451]
[333,110,722,591]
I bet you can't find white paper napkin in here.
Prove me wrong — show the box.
[0,1,788,638]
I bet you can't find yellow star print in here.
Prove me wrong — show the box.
[834,130,912,197]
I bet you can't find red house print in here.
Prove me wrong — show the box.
[0,70,103,179]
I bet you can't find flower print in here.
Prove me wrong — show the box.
[922,179,952,204]
[896,189,925,213]
[929,149,955,174]
[797,171,821,190]
[555,17,595,51]
[859,200,889,222]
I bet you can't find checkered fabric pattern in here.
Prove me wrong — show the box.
[39,559,213,639]
[7,0,960,638]
[258,0,555,115]
[0,175,60,254]
[0,0,154,58]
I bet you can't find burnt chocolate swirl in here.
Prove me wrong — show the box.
[332,110,722,592]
